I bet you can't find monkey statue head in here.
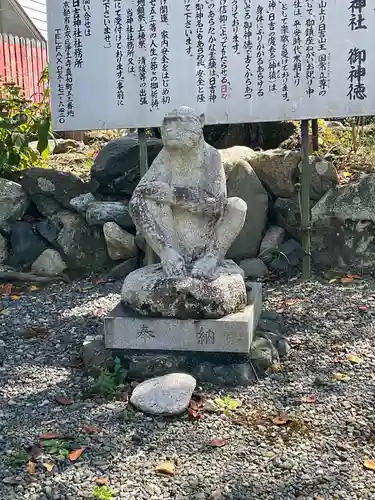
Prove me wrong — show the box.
[161,106,205,151]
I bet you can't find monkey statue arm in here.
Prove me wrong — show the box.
[172,148,227,218]
[132,151,175,205]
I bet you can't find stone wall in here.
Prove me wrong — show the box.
[1,134,372,278]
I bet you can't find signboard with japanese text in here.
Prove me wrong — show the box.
[47,0,375,131]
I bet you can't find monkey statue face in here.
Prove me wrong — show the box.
[161,106,205,151]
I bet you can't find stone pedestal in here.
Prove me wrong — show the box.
[104,282,261,354]
[121,261,247,320]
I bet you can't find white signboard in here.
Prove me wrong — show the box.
[47,0,375,131]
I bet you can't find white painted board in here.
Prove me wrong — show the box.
[47,0,375,130]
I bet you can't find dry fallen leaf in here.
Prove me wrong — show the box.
[285,298,304,306]
[287,336,302,347]
[0,284,13,295]
[364,459,375,471]
[358,305,369,312]
[347,353,363,364]
[269,363,281,373]
[29,285,41,292]
[272,413,290,425]
[328,278,337,284]
[43,463,55,472]
[341,276,354,284]
[155,461,175,476]
[27,461,37,474]
[82,425,99,434]
[333,372,351,382]
[301,393,317,404]
[55,396,73,405]
[23,326,49,338]
[187,408,201,420]
[39,433,60,440]
[95,477,109,486]
[207,438,228,448]
[341,274,361,284]
[10,295,21,301]
[189,400,200,411]
[67,447,86,463]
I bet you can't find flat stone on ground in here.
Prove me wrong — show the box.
[130,373,196,415]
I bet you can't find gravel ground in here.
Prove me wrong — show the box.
[1,275,375,500]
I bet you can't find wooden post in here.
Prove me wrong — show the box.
[137,128,155,266]
[300,120,312,280]
[311,118,319,152]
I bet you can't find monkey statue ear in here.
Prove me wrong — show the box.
[199,113,205,127]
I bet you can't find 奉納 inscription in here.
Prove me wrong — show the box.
[196,327,216,346]
[137,325,156,342]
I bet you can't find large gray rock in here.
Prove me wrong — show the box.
[325,120,346,129]
[36,211,108,270]
[122,262,247,319]
[226,159,268,260]
[53,139,84,154]
[8,221,48,270]
[250,337,279,374]
[90,135,163,196]
[107,257,139,280]
[103,222,137,261]
[269,239,303,271]
[85,201,133,228]
[28,139,56,153]
[219,146,256,177]
[298,156,338,201]
[21,168,87,216]
[249,149,300,197]
[130,373,196,415]
[69,193,96,215]
[273,197,301,241]
[311,174,375,271]
[0,179,29,233]
[0,234,8,263]
[82,335,112,376]
[239,258,268,278]
[259,226,285,261]
[31,249,67,276]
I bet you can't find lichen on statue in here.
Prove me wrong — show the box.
[122,106,248,319]
[129,105,247,281]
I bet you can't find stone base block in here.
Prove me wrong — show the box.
[104,282,261,354]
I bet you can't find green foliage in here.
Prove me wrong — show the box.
[316,118,353,154]
[0,68,52,177]
[316,117,375,155]
[6,449,29,466]
[123,405,137,422]
[42,439,70,460]
[92,485,114,499]
[96,357,127,397]
[214,395,241,416]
